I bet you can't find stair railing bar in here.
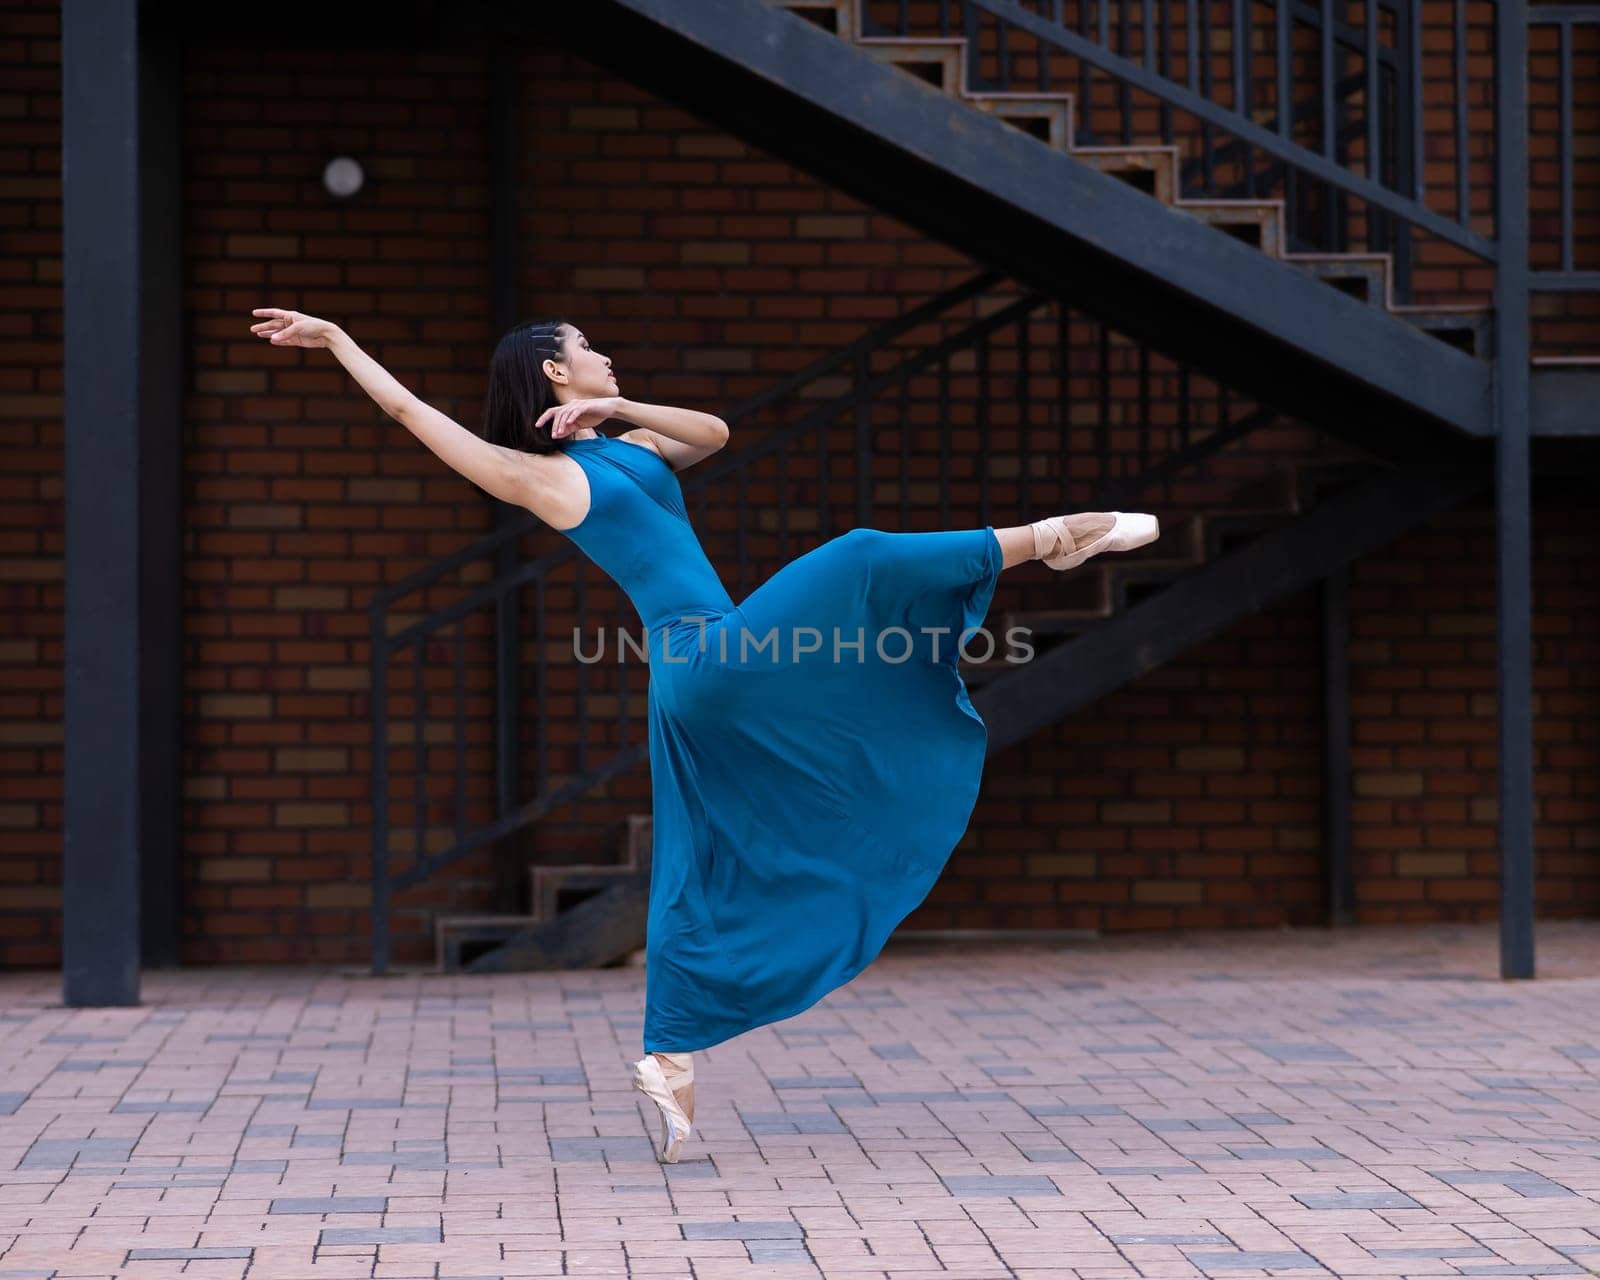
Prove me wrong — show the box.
[1080,0,1095,141]
[855,358,872,527]
[1097,321,1110,487]
[371,615,389,972]
[939,352,952,529]
[1019,313,1033,518]
[535,578,546,794]
[1119,0,1133,141]
[998,11,1012,89]
[817,401,830,541]
[736,464,749,598]
[1178,361,1191,452]
[897,370,911,529]
[1455,0,1469,222]
[1056,303,1070,495]
[576,564,588,779]
[454,620,465,845]
[1559,15,1572,274]
[1366,0,1380,252]
[965,2,986,92]
[1199,0,1214,188]
[1158,0,1172,138]
[978,327,993,527]
[971,0,1498,259]
[1321,0,1335,159]
[777,439,791,565]
[1138,340,1151,475]
[412,640,425,900]
[1043,0,1058,89]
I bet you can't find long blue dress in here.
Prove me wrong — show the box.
[556,432,1003,1052]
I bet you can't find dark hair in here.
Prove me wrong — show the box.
[481,319,574,459]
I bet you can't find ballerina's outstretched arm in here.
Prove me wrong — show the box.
[249,306,535,509]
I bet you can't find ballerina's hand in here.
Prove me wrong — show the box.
[249,307,340,349]
[537,396,623,440]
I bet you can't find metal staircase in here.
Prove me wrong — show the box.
[552,0,1509,452]
[778,0,1491,357]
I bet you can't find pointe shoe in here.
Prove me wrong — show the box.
[1031,511,1160,571]
[632,1054,691,1163]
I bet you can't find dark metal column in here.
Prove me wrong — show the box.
[63,0,184,1002]
[1322,566,1354,926]
[1495,0,1534,979]
[489,43,525,912]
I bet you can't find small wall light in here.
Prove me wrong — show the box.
[322,156,365,200]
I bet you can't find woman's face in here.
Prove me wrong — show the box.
[548,326,619,400]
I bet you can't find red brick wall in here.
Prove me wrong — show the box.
[0,0,62,965]
[1,4,1596,966]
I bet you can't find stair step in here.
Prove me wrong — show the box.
[965,95,1074,150]
[1070,145,1179,203]
[1005,605,1113,639]
[958,655,1027,687]
[1177,199,1286,256]
[1221,468,1299,514]
[1201,510,1293,559]
[1294,460,1380,510]
[855,37,966,94]
[771,0,857,39]
[1285,252,1392,307]
[1390,304,1493,359]
[465,872,652,973]
[435,914,541,974]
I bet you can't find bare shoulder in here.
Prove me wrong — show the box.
[617,427,666,459]
[512,447,591,532]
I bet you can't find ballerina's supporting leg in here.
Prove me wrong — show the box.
[653,1050,694,1124]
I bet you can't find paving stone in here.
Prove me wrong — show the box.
[1293,1191,1422,1209]
[318,1227,442,1244]
[270,1196,388,1214]
[1187,1251,1326,1271]
[941,1175,1061,1196]
[0,922,1596,1279]
[683,1222,803,1240]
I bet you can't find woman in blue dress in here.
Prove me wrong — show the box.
[251,307,1157,1164]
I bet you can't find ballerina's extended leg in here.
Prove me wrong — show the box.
[1025,511,1159,571]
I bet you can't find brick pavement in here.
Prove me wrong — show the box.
[1,920,1598,1279]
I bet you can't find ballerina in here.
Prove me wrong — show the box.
[250,306,1158,1163]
